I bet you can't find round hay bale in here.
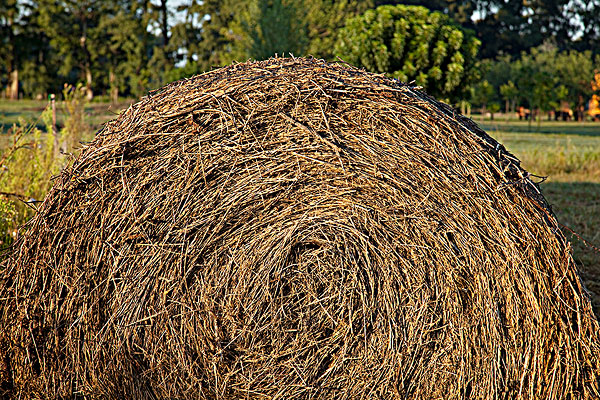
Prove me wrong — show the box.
[1,57,599,399]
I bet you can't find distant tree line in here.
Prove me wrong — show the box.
[472,46,600,122]
[1,0,599,103]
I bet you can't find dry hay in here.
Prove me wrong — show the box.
[1,57,599,399]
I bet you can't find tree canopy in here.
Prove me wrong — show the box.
[1,0,599,102]
[473,46,600,121]
[334,4,480,102]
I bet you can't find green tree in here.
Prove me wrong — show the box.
[0,0,41,99]
[334,4,480,103]
[572,0,600,54]
[472,80,493,120]
[499,80,518,116]
[0,0,20,99]
[304,0,374,60]
[510,47,558,129]
[243,0,307,60]
[513,47,599,122]
[374,0,477,26]
[95,0,149,101]
[37,0,105,100]
[18,3,58,99]
[171,0,239,74]
[550,49,600,121]
[172,0,307,76]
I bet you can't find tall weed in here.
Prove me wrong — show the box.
[0,84,90,250]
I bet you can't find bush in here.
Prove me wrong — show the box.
[0,83,89,251]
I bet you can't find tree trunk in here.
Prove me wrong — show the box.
[527,102,533,132]
[160,0,169,48]
[9,69,18,100]
[80,17,93,101]
[6,11,18,100]
[109,70,118,104]
[85,65,93,101]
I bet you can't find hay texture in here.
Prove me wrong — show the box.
[1,57,599,399]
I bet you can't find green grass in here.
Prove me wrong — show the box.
[542,182,600,317]
[480,119,600,316]
[481,118,600,136]
[492,131,600,182]
[477,119,600,182]
[0,99,130,135]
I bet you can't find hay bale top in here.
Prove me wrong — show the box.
[2,57,599,399]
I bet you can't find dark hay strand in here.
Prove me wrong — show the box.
[1,57,599,399]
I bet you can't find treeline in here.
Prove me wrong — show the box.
[475,48,600,121]
[1,0,599,102]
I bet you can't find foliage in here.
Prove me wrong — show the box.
[480,46,600,122]
[171,0,309,74]
[0,113,57,249]
[0,0,53,99]
[170,0,240,74]
[2,1,600,98]
[304,0,374,60]
[334,4,480,103]
[472,80,493,110]
[244,0,308,60]
[0,87,89,249]
[499,80,518,113]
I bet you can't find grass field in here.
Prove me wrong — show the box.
[482,119,600,316]
[0,99,130,135]
[2,104,600,316]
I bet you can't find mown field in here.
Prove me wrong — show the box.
[1,103,600,316]
[482,119,600,316]
[0,99,130,137]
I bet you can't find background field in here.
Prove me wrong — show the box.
[2,103,600,317]
[0,99,130,135]
[483,119,600,316]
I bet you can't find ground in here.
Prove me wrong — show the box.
[482,119,600,317]
[2,102,600,317]
[0,98,131,138]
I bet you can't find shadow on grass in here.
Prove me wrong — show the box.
[542,181,600,319]
[481,121,600,136]
[0,122,47,133]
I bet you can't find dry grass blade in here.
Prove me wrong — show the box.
[1,57,599,399]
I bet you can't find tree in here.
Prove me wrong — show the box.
[374,0,477,27]
[472,80,493,120]
[571,0,600,55]
[171,0,240,73]
[499,80,517,116]
[17,2,58,99]
[334,4,480,103]
[37,0,106,100]
[515,47,599,122]
[0,0,19,99]
[304,0,374,60]
[243,0,307,60]
[549,49,600,121]
[0,0,38,99]
[95,0,148,102]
